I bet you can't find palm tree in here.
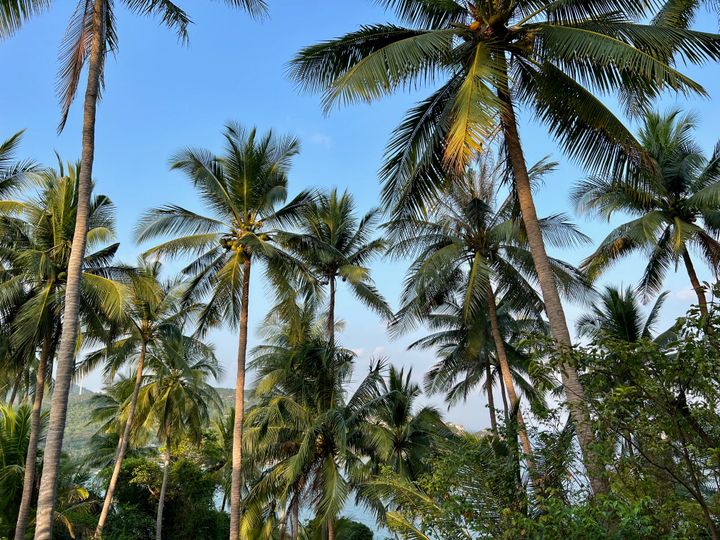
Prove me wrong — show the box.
[2,3,269,536]
[136,123,312,538]
[0,162,124,540]
[134,331,222,540]
[285,188,391,341]
[289,0,720,494]
[363,366,444,480]
[389,158,588,465]
[245,320,384,540]
[81,260,197,539]
[576,285,669,344]
[577,110,720,320]
[410,297,547,433]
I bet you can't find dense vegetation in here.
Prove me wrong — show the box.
[2,0,720,539]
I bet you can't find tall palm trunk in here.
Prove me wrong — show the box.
[34,3,106,537]
[682,250,709,319]
[327,519,335,540]
[327,274,335,343]
[156,447,171,540]
[15,334,54,540]
[484,361,497,433]
[95,340,148,539]
[496,61,607,496]
[485,286,533,462]
[229,256,251,539]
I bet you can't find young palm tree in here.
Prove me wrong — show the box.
[577,110,720,319]
[410,297,547,433]
[136,123,312,538]
[0,163,124,540]
[245,319,384,540]
[389,159,588,465]
[134,332,222,540]
[2,3,268,537]
[285,188,391,341]
[289,0,720,494]
[576,285,669,344]
[363,366,445,481]
[81,260,198,539]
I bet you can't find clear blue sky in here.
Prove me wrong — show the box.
[2,1,719,431]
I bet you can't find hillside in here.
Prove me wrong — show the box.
[61,386,236,457]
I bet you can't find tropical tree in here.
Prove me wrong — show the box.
[576,285,669,344]
[289,0,720,494]
[0,162,123,540]
[409,296,547,433]
[134,331,222,540]
[78,258,201,538]
[363,366,444,480]
[136,123,312,538]
[0,130,38,404]
[245,321,384,540]
[389,158,588,465]
[1,2,269,536]
[577,110,720,320]
[285,188,391,341]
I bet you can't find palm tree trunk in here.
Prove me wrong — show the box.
[14,334,54,540]
[291,498,299,540]
[327,274,335,344]
[682,250,709,319]
[485,286,534,463]
[327,519,335,540]
[33,3,106,537]
[95,339,148,539]
[498,370,509,421]
[8,367,23,405]
[229,257,251,540]
[496,62,607,496]
[156,447,171,540]
[484,361,497,433]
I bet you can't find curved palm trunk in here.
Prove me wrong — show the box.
[682,250,709,319]
[484,361,498,433]
[229,257,251,539]
[14,334,54,540]
[34,3,106,537]
[327,274,336,344]
[496,62,607,496]
[156,447,171,540]
[485,287,534,464]
[94,340,148,539]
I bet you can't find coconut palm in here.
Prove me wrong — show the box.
[289,0,720,494]
[136,122,312,537]
[363,366,445,481]
[389,157,588,465]
[576,110,720,319]
[2,3,269,536]
[285,188,391,341]
[410,297,547,433]
[0,162,124,540]
[245,322,384,540]
[81,260,199,539]
[134,331,222,540]
[576,285,669,344]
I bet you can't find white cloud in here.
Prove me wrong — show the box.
[351,348,365,357]
[675,287,696,301]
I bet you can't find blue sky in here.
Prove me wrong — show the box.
[2,1,719,431]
